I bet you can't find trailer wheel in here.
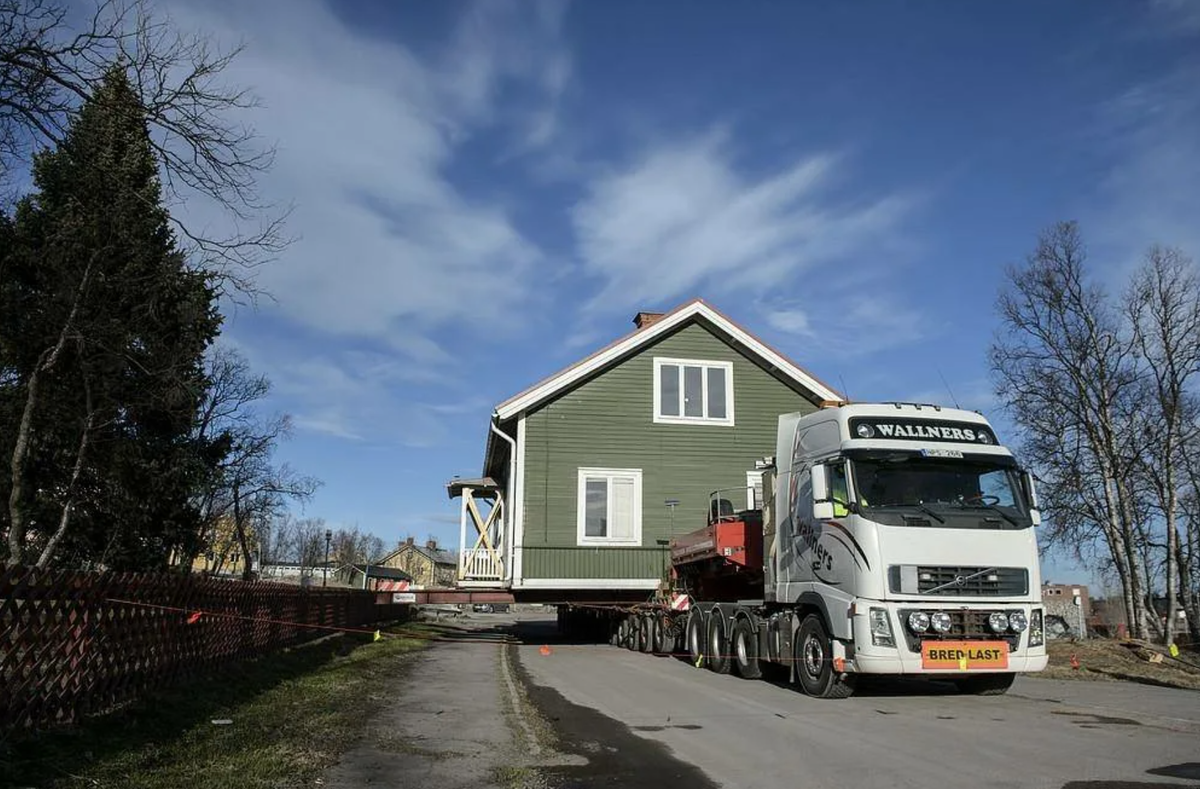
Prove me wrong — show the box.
[640,616,655,653]
[618,617,632,649]
[686,610,706,666]
[954,673,1015,696]
[706,614,732,674]
[628,615,641,651]
[653,615,672,656]
[733,617,762,680]
[794,614,856,699]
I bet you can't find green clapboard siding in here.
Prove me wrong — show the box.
[520,322,818,580]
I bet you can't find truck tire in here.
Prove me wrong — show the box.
[686,610,706,666]
[733,617,762,680]
[653,615,672,656]
[619,617,633,649]
[954,673,1015,696]
[707,613,732,674]
[640,616,655,653]
[629,615,642,651]
[794,614,856,699]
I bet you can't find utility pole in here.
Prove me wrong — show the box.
[324,529,332,587]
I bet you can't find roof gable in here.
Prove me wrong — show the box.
[378,542,457,567]
[493,299,840,420]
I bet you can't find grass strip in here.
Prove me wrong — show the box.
[1,620,443,789]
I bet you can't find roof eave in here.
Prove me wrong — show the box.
[493,299,842,420]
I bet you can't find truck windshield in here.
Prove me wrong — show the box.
[849,454,1031,529]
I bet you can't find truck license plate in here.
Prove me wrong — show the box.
[921,641,1009,670]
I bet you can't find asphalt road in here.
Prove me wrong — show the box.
[509,615,1200,789]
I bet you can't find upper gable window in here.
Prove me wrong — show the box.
[653,357,734,425]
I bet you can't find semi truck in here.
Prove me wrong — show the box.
[579,401,1048,698]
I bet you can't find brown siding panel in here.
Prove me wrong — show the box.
[521,322,818,580]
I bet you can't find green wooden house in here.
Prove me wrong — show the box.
[448,299,841,597]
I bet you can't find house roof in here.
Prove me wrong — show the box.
[378,542,457,567]
[493,298,841,420]
[350,564,414,581]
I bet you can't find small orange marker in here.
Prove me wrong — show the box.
[187,611,202,624]
[539,645,552,656]
[1070,653,1080,670]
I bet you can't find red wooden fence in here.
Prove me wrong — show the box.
[0,565,411,732]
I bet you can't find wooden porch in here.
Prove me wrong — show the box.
[446,476,507,585]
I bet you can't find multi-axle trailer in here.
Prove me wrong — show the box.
[556,401,1049,698]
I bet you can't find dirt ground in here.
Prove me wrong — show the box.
[1042,637,1200,690]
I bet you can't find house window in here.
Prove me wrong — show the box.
[577,467,643,546]
[746,470,764,509]
[653,358,734,425]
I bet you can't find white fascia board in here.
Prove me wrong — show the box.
[494,302,839,421]
[515,578,664,590]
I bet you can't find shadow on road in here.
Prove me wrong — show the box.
[501,614,966,698]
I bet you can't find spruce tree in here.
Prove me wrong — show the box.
[1,63,223,569]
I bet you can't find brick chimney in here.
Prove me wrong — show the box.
[405,536,414,546]
[426,538,438,550]
[633,311,665,330]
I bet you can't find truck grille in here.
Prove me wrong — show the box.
[888,565,1028,597]
[895,608,1021,652]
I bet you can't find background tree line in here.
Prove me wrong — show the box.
[0,0,382,576]
[992,220,1200,647]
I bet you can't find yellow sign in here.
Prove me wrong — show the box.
[921,641,1009,670]
[1169,644,1180,658]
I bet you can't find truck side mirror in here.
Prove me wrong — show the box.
[811,463,829,501]
[811,463,835,520]
[1026,471,1042,526]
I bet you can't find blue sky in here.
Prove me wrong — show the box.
[160,0,1200,586]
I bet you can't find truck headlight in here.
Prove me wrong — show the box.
[930,612,952,633]
[1008,611,1028,633]
[988,612,1010,633]
[907,611,931,633]
[1028,610,1043,646]
[869,607,895,647]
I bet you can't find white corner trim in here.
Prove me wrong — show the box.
[576,466,643,547]
[513,415,527,585]
[494,301,840,420]
[652,356,735,426]
[515,578,664,590]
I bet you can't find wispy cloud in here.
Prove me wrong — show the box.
[157,0,571,442]
[1087,51,1200,271]
[761,293,926,361]
[766,308,815,337]
[165,0,569,343]
[569,127,915,319]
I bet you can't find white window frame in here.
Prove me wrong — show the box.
[652,357,735,426]
[576,467,643,546]
[746,470,764,510]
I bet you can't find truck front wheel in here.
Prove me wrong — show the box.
[794,614,856,699]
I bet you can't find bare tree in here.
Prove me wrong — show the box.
[1126,245,1200,645]
[191,345,320,580]
[1,0,288,291]
[990,221,1157,638]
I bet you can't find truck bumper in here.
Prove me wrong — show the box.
[848,601,1048,675]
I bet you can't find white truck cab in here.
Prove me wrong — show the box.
[766,401,1048,694]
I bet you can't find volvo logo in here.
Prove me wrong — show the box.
[954,575,967,587]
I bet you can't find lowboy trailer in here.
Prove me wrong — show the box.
[559,401,1049,698]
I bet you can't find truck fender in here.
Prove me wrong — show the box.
[792,592,835,638]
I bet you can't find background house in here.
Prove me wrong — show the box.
[376,537,457,589]
[452,298,841,597]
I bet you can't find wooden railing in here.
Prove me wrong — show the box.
[460,548,504,580]
[0,565,410,733]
